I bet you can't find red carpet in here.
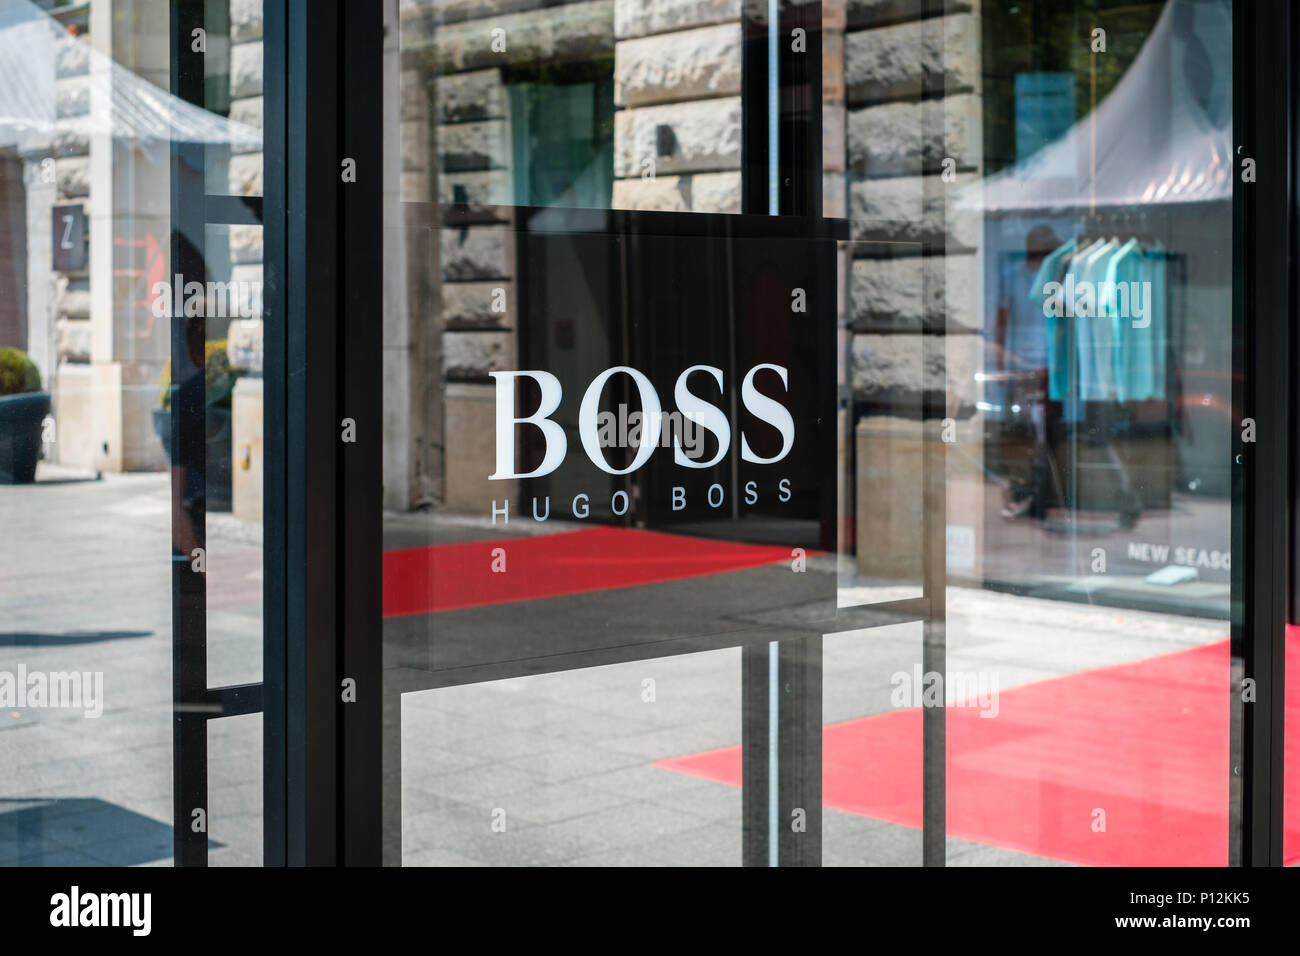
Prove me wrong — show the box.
[383,527,801,617]
[658,636,1300,866]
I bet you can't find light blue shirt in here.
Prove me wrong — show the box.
[1028,238,1076,402]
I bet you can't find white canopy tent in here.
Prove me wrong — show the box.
[957,0,1232,214]
[0,0,260,152]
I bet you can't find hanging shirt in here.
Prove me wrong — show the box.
[1103,238,1142,402]
[1057,238,1106,417]
[1028,238,1077,403]
[1076,239,1118,402]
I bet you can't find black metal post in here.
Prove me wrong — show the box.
[169,0,209,869]
[1234,0,1290,868]
[338,0,385,867]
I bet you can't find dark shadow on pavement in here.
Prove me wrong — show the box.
[0,797,220,866]
[32,475,104,485]
[0,630,152,647]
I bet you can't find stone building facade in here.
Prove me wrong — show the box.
[390,0,986,582]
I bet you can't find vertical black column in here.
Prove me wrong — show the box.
[169,0,209,869]
[740,0,826,867]
[1234,0,1291,868]
[740,639,771,865]
[287,0,340,867]
[778,0,822,218]
[270,0,342,866]
[338,0,385,867]
[740,1,773,217]
[777,636,822,865]
[776,0,825,868]
[919,0,948,869]
[261,0,383,867]
[740,0,776,869]
[262,0,288,868]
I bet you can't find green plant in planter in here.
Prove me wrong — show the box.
[0,347,41,397]
[159,339,241,411]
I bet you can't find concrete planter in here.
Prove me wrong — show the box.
[0,391,51,484]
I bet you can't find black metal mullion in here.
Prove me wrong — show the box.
[741,1,773,217]
[1234,0,1291,868]
[338,0,384,867]
[739,0,774,869]
[778,0,821,218]
[919,0,948,869]
[740,643,772,865]
[169,0,209,870]
[776,637,822,865]
[280,0,342,867]
[737,0,827,867]
[207,682,264,717]
[262,0,290,869]
[775,0,825,868]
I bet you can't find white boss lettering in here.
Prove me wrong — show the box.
[740,364,795,464]
[488,371,567,480]
[490,364,794,479]
[579,366,661,475]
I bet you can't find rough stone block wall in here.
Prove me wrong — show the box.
[843,1,982,413]
[611,0,742,212]
[226,0,265,375]
[49,29,93,368]
[419,0,617,380]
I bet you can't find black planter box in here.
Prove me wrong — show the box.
[0,391,51,484]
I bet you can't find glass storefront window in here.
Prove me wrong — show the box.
[383,0,1257,868]
[1,0,1295,881]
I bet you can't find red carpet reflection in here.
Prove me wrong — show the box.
[383,526,803,616]
[659,635,1300,866]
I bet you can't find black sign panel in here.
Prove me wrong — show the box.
[514,216,831,538]
[52,204,87,273]
[392,208,839,681]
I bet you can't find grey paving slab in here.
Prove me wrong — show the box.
[646,779,741,824]
[481,781,635,827]
[636,820,740,866]
[823,809,924,866]
[530,800,708,853]
[492,744,650,783]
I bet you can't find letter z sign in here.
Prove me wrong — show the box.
[52,204,87,273]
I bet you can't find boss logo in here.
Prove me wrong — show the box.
[489,364,794,480]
